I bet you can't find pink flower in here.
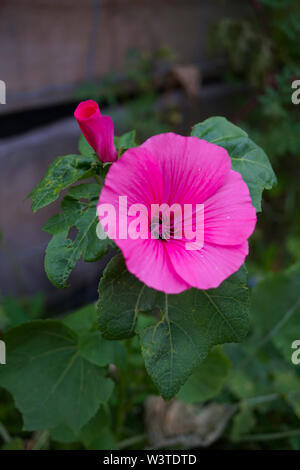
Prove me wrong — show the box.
[98,133,256,294]
[74,100,117,163]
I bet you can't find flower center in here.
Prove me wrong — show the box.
[150,214,175,241]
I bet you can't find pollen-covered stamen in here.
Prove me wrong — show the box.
[150,213,175,241]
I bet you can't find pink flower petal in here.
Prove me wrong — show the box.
[140,133,231,204]
[99,146,163,210]
[167,240,249,290]
[204,169,257,245]
[118,238,190,294]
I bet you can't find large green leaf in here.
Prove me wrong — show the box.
[78,134,96,158]
[177,347,231,404]
[43,184,110,288]
[139,266,249,400]
[79,331,125,368]
[191,117,276,211]
[62,303,126,368]
[98,255,249,399]
[50,407,116,449]
[97,255,159,340]
[0,320,114,432]
[29,153,97,212]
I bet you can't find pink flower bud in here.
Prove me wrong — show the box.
[74,100,117,163]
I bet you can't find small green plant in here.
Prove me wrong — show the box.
[0,97,279,448]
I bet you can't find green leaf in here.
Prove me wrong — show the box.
[98,255,249,399]
[79,331,125,367]
[43,184,110,288]
[78,134,113,180]
[139,266,249,400]
[50,407,116,449]
[29,154,96,212]
[177,347,231,403]
[191,116,276,211]
[49,423,77,444]
[251,263,300,363]
[62,303,98,335]
[97,254,159,340]
[78,134,96,158]
[114,130,136,154]
[62,303,126,368]
[0,321,114,432]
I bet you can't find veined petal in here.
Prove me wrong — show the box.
[98,147,163,239]
[204,169,257,245]
[117,238,190,294]
[141,133,231,205]
[167,240,249,290]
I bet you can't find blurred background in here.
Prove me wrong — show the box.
[0,0,300,450]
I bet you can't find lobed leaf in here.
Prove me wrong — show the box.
[97,255,159,340]
[191,116,276,211]
[0,320,114,432]
[43,184,110,288]
[98,255,249,399]
[78,134,96,158]
[114,130,137,154]
[139,266,249,400]
[29,153,97,212]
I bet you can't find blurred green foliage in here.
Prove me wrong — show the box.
[208,0,300,449]
[212,0,300,277]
